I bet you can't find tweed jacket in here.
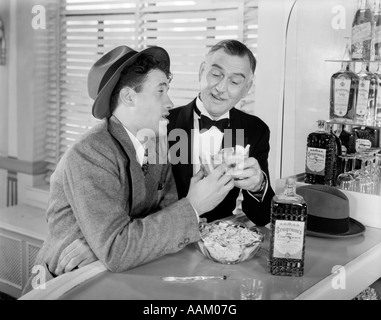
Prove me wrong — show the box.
[167,98,275,226]
[25,116,200,292]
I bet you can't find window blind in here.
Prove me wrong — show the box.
[44,0,259,181]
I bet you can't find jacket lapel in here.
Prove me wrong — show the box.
[222,107,248,148]
[171,100,195,196]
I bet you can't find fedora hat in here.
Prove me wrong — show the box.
[88,45,170,119]
[296,184,365,238]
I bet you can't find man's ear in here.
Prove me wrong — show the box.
[198,61,205,82]
[119,87,135,106]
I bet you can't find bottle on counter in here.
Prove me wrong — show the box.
[356,62,377,124]
[352,0,374,61]
[304,120,336,186]
[329,39,358,124]
[374,61,381,125]
[268,176,307,277]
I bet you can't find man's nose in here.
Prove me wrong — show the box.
[215,77,228,93]
[164,94,174,110]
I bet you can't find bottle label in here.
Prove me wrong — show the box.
[352,23,372,43]
[273,220,305,260]
[305,147,326,176]
[357,79,370,116]
[356,138,372,152]
[334,78,351,116]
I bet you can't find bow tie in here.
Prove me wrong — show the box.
[194,104,229,132]
[199,115,230,132]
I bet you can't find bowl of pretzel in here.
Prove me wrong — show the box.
[196,220,264,264]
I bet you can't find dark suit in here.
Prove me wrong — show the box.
[167,98,274,226]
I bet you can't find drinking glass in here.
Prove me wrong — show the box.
[362,149,381,195]
[239,278,264,300]
[353,154,373,194]
[336,155,355,191]
[200,145,250,177]
[376,153,381,195]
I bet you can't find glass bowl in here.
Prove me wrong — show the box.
[195,220,264,264]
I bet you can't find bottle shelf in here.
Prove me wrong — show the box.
[325,60,381,63]
[324,119,381,130]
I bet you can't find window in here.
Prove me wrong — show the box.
[44,0,259,181]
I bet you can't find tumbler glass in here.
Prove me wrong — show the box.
[336,155,355,191]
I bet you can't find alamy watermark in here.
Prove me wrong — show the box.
[31,265,46,290]
[31,5,46,30]
[331,265,346,290]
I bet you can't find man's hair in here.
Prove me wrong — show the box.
[110,53,172,113]
[208,39,256,74]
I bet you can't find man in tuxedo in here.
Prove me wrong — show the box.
[22,45,234,294]
[167,39,274,226]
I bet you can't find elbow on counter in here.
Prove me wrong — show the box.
[101,254,144,273]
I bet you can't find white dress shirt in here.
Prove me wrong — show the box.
[192,97,268,205]
[193,96,229,175]
[123,126,146,166]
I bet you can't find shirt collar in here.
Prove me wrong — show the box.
[122,126,146,166]
[195,95,229,120]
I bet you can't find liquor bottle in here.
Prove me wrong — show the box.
[374,0,381,60]
[304,120,336,186]
[374,61,381,125]
[329,40,358,123]
[356,62,377,124]
[339,125,357,154]
[327,123,343,186]
[352,0,374,61]
[354,126,380,151]
[268,176,307,277]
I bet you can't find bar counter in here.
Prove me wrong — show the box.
[20,221,381,300]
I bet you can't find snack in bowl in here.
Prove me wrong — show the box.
[196,220,264,264]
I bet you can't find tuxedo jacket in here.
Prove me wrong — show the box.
[23,116,200,295]
[168,98,274,226]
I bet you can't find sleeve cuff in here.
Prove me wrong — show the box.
[246,172,269,202]
[188,201,200,223]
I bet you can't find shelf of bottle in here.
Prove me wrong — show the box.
[325,60,381,63]
[324,119,381,130]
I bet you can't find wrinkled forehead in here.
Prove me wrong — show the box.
[205,49,253,79]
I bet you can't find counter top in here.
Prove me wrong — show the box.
[20,222,381,300]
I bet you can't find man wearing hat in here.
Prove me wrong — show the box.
[22,45,234,295]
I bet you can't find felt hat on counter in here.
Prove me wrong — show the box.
[87,45,170,120]
[296,184,365,238]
